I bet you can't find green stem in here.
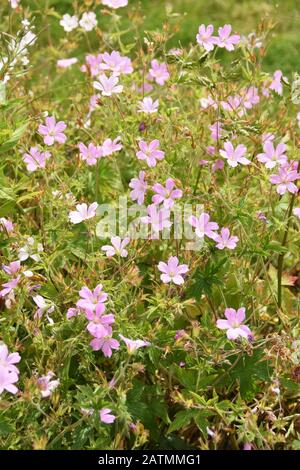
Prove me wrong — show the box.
[193,166,202,195]
[277,193,295,309]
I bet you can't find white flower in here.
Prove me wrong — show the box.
[79,12,97,32]
[68,202,98,224]
[9,0,20,8]
[33,295,55,324]
[93,74,123,96]
[102,0,128,8]
[137,97,159,114]
[101,236,130,258]
[59,14,79,33]
[18,237,44,262]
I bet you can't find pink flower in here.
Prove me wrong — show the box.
[32,295,55,324]
[102,0,128,8]
[93,74,123,96]
[37,371,59,398]
[119,334,150,354]
[0,276,20,298]
[136,140,165,167]
[0,366,19,395]
[90,333,120,356]
[101,137,122,157]
[209,122,222,141]
[9,0,21,9]
[257,141,288,169]
[129,171,148,205]
[78,142,102,166]
[38,116,67,146]
[148,60,170,86]
[101,236,130,258]
[243,443,252,451]
[68,202,98,224]
[0,344,21,374]
[262,133,275,144]
[141,204,172,237]
[82,54,103,76]
[293,208,300,219]
[57,58,78,68]
[23,147,51,172]
[85,306,115,338]
[220,141,250,167]
[100,51,133,75]
[158,256,189,285]
[77,284,108,312]
[189,213,219,240]
[214,228,239,250]
[200,95,217,109]
[212,159,224,172]
[100,408,116,424]
[2,261,21,276]
[269,164,300,194]
[242,86,260,109]
[152,178,182,208]
[216,307,252,340]
[269,70,286,95]
[0,217,14,234]
[138,97,159,114]
[215,24,240,51]
[196,24,217,52]
[66,307,80,319]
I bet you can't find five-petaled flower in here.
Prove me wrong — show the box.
[158,256,189,285]
[196,24,216,52]
[189,212,219,240]
[214,228,239,250]
[23,147,51,172]
[119,334,150,354]
[101,236,130,258]
[129,171,148,205]
[138,97,159,114]
[38,116,67,146]
[220,141,250,167]
[269,162,300,194]
[136,140,165,167]
[99,408,116,424]
[257,141,288,169]
[152,178,182,209]
[216,307,252,340]
[69,202,98,224]
[37,371,60,397]
[148,60,170,86]
[93,74,123,96]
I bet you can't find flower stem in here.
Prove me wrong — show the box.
[277,193,295,309]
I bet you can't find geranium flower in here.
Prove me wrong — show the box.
[79,12,97,32]
[0,344,21,374]
[209,122,222,141]
[78,142,102,166]
[196,24,217,52]
[102,0,128,8]
[189,213,219,240]
[101,236,130,258]
[37,371,59,398]
[158,256,189,285]
[101,137,122,156]
[269,70,286,95]
[129,171,148,205]
[85,306,115,338]
[38,116,67,146]
[215,24,240,51]
[257,141,288,169]
[220,141,250,167]
[93,74,123,96]
[90,332,120,356]
[23,147,51,172]
[57,58,78,69]
[59,14,78,32]
[141,204,172,237]
[136,140,165,167]
[68,202,98,224]
[66,307,80,319]
[0,366,19,395]
[148,60,170,86]
[0,217,14,234]
[32,295,55,324]
[2,261,21,276]
[99,408,116,424]
[199,94,217,109]
[77,284,108,312]
[0,276,20,298]
[214,228,239,250]
[216,307,252,340]
[9,0,21,8]
[100,51,133,75]
[137,97,159,114]
[119,334,150,354]
[269,163,300,194]
[18,237,44,262]
[152,178,182,208]
[293,208,300,219]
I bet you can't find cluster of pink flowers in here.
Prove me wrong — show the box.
[196,24,240,52]
[74,284,120,355]
[0,343,20,396]
[189,213,239,250]
[82,50,133,77]
[78,137,122,166]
